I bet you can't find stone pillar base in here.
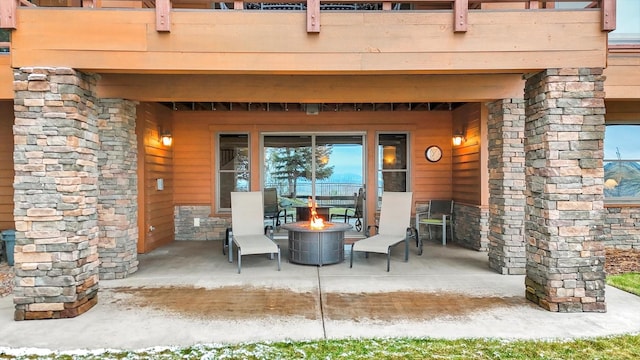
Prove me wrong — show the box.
[15,291,98,321]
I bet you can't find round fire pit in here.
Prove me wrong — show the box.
[281,221,352,266]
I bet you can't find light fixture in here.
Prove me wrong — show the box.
[160,130,173,147]
[452,130,465,146]
[383,145,396,165]
[604,178,618,189]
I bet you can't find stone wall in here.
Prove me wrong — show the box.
[174,205,229,241]
[452,203,489,251]
[97,99,139,280]
[604,206,640,249]
[487,99,527,275]
[12,68,100,320]
[524,68,606,313]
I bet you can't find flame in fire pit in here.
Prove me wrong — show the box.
[308,197,325,229]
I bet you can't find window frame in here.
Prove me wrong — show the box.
[216,132,251,212]
[376,132,410,209]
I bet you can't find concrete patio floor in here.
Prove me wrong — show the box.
[1,239,640,352]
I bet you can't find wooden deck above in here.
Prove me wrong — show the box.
[7,8,607,75]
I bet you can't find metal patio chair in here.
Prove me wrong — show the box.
[415,199,454,252]
[349,191,413,271]
[230,191,281,274]
[330,187,364,231]
[263,187,291,229]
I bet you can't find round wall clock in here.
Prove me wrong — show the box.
[425,145,442,162]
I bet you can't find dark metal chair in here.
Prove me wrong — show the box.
[330,187,364,231]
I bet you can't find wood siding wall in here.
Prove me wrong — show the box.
[452,103,482,206]
[0,56,12,100]
[0,101,14,230]
[605,101,640,123]
[171,110,455,225]
[137,102,174,252]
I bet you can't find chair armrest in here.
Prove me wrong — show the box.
[365,224,379,237]
[264,225,274,238]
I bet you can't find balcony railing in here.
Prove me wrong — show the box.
[0,0,616,34]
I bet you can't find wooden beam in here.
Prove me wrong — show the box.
[156,0,170,32]
[454,0,468,33]
[97,73,525,102]
[0,0,17,29]
[307,0,320,33]
[601,0,615,32]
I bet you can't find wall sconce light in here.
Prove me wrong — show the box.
[160,130,172,147]
[383,145,397,165]
[452,130,465,146]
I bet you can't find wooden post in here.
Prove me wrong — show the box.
[156,0,170,32]
[233,0,243,10]
[601,0,616,32]
[0,0,17,29]
[307,0,320,33]
[382,1,391,11]
[453,0,468,33]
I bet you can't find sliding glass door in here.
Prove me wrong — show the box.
[263,133,365,229]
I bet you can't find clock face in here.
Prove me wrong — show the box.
[425,145,442,162]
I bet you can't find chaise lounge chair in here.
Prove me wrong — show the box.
[230,191,281,274]
[349,191,413,271]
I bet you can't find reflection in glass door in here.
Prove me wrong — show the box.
[263,134,365,231]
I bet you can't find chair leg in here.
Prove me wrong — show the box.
[277,249,281,271]
[237,249,242,274]
[349,243,355,268]
[404,237,409,262]
[386,249,391,272]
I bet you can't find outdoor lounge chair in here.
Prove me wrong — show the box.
[230,191,281,274]
[349,191,413,271]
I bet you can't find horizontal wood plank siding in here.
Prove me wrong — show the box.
[605,101,640,123]
[0,101,14,230]
[0,56,13,100]
[171,110,455,218]
[604,54,640,100]
[11,10,606,73]
[138,102,174,252]
[452,103,482,206]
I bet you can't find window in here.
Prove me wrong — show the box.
[377,133,409,207]
[604,125,640,202]
[217,134,249,210]
[609,0,640,45]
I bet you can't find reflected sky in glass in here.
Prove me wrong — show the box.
[605,125,640,160]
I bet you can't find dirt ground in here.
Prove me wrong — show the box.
[1,248,639,321]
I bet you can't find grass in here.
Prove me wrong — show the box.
[607,272,640,296]
[2,335,640,359]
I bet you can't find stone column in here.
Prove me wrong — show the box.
[13,68,100,320]
[97,99,139,280]
[487,99,526,275]
[523,68,606,312]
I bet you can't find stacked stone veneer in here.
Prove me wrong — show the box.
[174,206,229,241]
[97,99,139,279]
[487,99,526,274]
[604,207,640,249]
[452,203,489,251]
[523,68,606,312]
[13,68,100,320]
